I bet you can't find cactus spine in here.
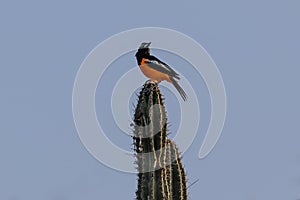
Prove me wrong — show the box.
[133,81,187,200]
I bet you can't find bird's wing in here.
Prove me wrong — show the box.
[149,56,179,75]
[144,58,180,79]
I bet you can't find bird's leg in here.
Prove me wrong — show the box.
[145,79,157,84]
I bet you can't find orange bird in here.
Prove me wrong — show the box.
[135,42,187,101]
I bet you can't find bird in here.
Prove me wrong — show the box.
[135,42,187,101]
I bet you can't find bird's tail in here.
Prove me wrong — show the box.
[170,77,187,101]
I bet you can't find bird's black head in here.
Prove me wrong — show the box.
[135,42,151,58]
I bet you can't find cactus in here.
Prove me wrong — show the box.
[133,81,187,200]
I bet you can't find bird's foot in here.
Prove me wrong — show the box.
[145,79,159,85]
[145,80,160,87]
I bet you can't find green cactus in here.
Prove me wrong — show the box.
[133,81,187,200]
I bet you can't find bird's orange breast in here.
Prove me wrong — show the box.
[140,58,171,82]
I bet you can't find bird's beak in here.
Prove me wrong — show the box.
[144,42,151,48]
[139,42,151,49]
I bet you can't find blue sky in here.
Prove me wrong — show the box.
[0,1,300,199]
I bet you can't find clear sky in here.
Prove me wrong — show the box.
[0,1,300,200]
